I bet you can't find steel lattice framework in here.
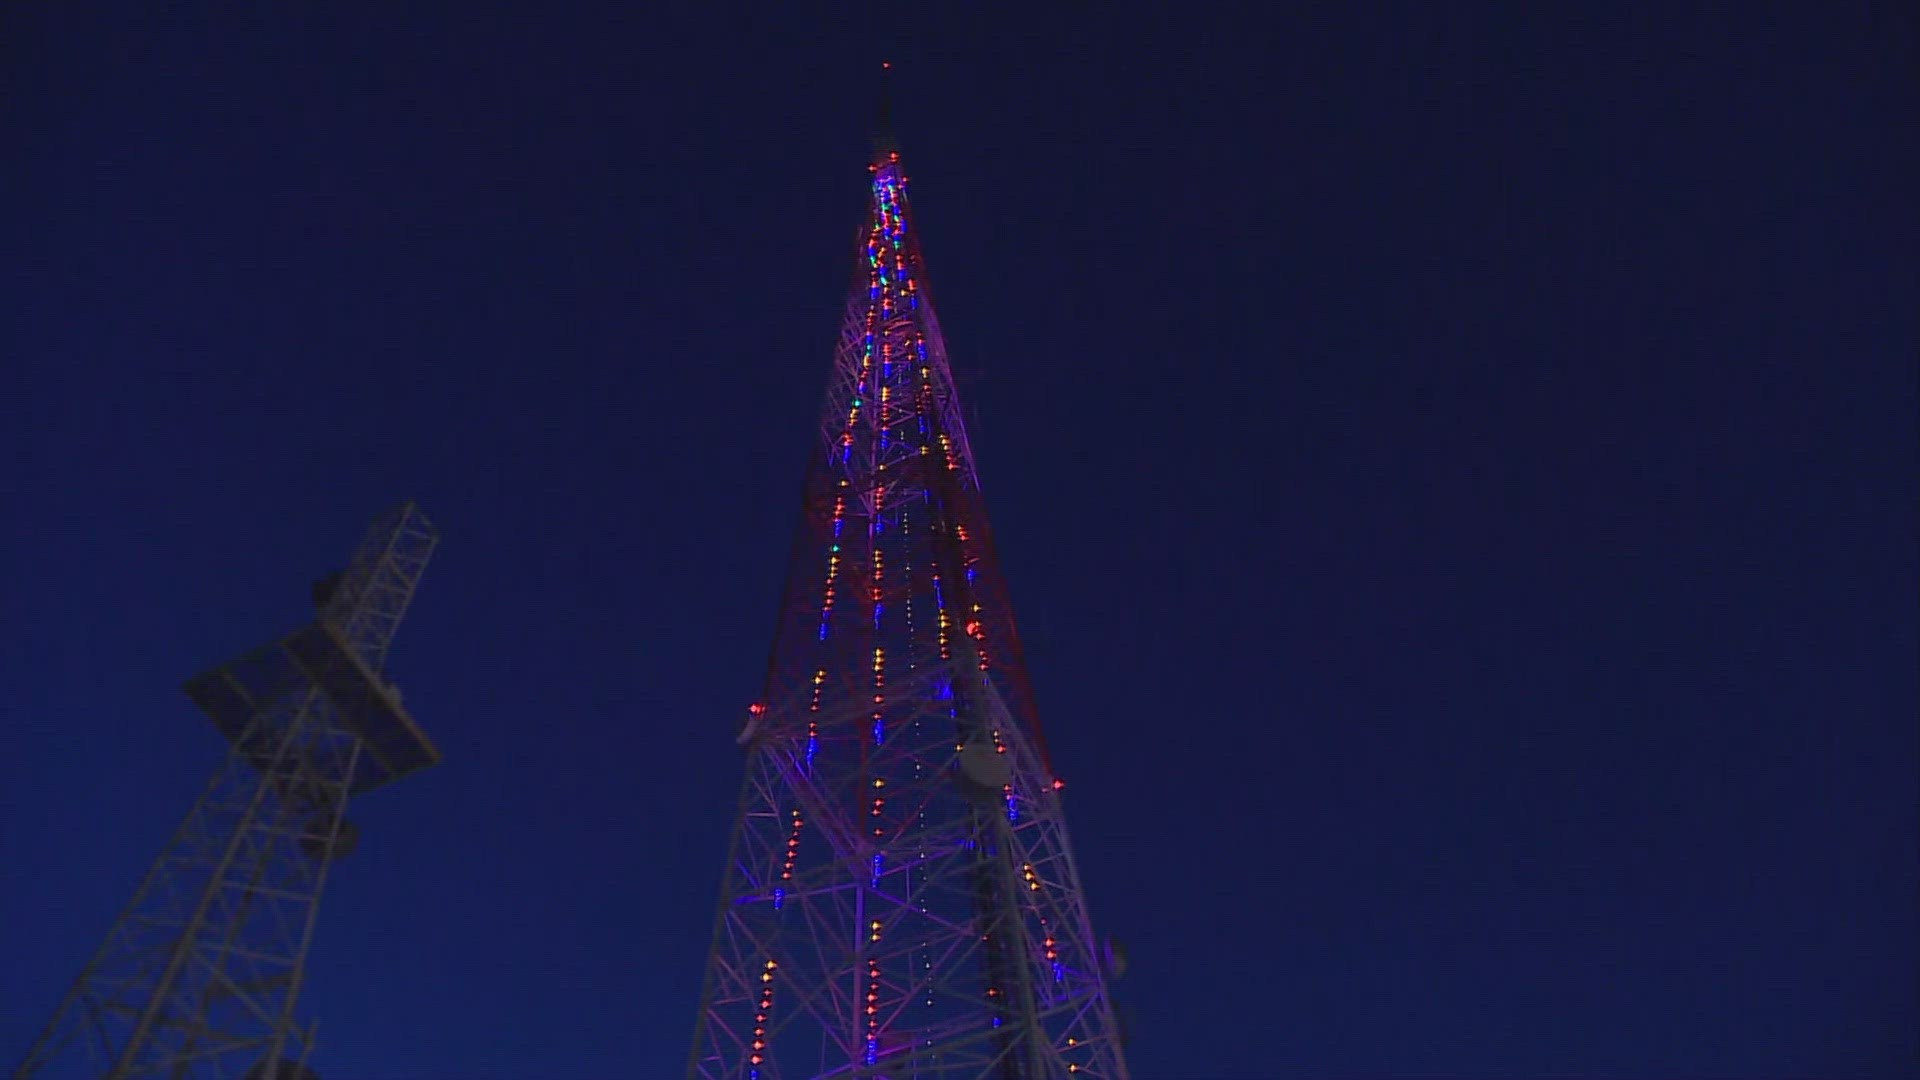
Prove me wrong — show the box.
[15,504,441,1080]
[689,137,1129,1080]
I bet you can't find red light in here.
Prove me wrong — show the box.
[1052,778,1066,791]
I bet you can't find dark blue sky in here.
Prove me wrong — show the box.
[3,5,1914,1078]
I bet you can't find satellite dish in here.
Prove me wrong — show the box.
[952,742,1013,808]
[958,742,1012,789]
[736,703,768,747]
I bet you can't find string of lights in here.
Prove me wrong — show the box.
[694,144,1125,1078]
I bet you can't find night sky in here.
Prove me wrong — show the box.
[3,5,1915,1079]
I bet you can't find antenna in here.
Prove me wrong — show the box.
[16,505,445,1080]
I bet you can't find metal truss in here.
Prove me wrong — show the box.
[691,153,1128,1079]
[320,503,437,676]
[694,665,1126,1079]
[15,505,440,1080]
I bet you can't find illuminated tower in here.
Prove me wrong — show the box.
[15,504,441,1080]
[688,118,1130,1079]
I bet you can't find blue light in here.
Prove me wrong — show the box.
[865,1036,879,1066]
[806,735,818,769]
[1052,961,1064,982]
[871,853,884,884]
[773,887,786,910]
[873,718,885,745]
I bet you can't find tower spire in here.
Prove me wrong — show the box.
[870,59,900,166]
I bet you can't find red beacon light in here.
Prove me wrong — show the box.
[1051,778,1066,791]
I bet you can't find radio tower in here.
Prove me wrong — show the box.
[689,94,1130,1080]
[15,504,441,1080]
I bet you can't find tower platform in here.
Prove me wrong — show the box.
[183,619,439,795]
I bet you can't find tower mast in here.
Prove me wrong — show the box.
[690,103,1128,1080]
[15,504,442,1080]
